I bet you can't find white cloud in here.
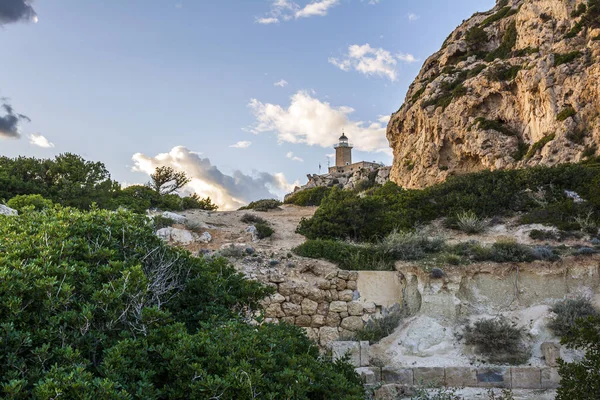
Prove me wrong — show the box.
[230,141,252,149]
[295,0,340,18]
[132,146,298,211]
[248,90,391,154]
[377,115,391,124]
[329,43,417,81]
[286,151,304,162]
[28,133,54,148]
[257,0,340,24]
[274,79,289,87]
[408,12,420,21]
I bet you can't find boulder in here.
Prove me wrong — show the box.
[170,228,194,245]
[340,316,364,332]
[198,232,212,243]
[329,301,348,313]
[0,205,18,216]
[162,211,186,224]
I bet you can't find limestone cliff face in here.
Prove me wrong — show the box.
[387,0,600,188]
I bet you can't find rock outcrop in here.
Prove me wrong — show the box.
[387,0,600,188]
[286,166,391,200]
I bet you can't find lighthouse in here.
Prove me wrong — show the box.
[334,131,353,167]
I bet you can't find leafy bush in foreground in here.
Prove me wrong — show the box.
[557,315,600,400]
[0,207,363,399]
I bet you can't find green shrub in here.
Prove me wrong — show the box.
[293,239,394,271]
[285,186,331,206]
[0,208,364,398]
[465,26,489,49]
[456,210,487,233]
[241,213,268,225]
[554,51,582,67]
[485,21,518,61]
[6,194,53,212]
[549,298,598,338]
[240,199,282,211]
[572,3,588,18]
[475,117,518,136]
[529,229,560,241]
[255,222,274,239]
[525,133,555,159]
[486,64,522,81]
[152,214,176,230]
[355,308,404,344]
[116,185,161,213]
[464,318,530,365]
[556,314,600,400]
[520,200,590,231]
[557,106,577,122]
[481,6,517,27]
[379,231,444,260]
[487,239,537,262]
[566,129,587,144]
[181,193,218,210]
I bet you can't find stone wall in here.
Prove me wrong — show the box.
[357,366,560,392]
[260,270,383,347]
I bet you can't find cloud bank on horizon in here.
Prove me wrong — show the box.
[248,90,391,154]
[0,0,37,25]
[132,146,299,210]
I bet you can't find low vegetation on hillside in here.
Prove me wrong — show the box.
[297,160,600,242]
[0,207,363,398]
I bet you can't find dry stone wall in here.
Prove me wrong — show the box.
[260,269,380,347]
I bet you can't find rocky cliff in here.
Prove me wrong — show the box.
[387,0,600,188]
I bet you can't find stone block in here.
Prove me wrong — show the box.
[301,298,318,315]
[348,301,364,316]
[338,270,351,280]
[511,367,541,389]
[360,341,370,367]
[330,301,348,313]
[316,302,329,315]
[281,316,295,324]
[355,367,381,385]
[445,367,477,387]
[264,303,285,318]
[306,287,325,302]
[290,294,304,304]
[336,278,347,291]
[281,302,301,316]
[278,281,296,296]
[477,367,510,388]
[541,368,561,389]
[347,280,357,290]
[340,316,364,332]
[319,326,339,347]
[348,271,359,281]
[363,302,377,314]
[381,367,413,385]
[541,342,561,367]
[374,384,415,400]
[357,271,403,308]
[325,312,341,327]
[303,327,318,342]
[413,367,445,387]
[339,289,354,302]
[270,293,285,303]
[311,314,325,328]
[295,315,312,327]
[332,341,360,367]
[329,289,339,301]
[269,273,285,283]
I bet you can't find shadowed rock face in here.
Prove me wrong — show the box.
[387,0,600,189]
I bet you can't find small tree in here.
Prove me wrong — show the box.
[149,166,191,195]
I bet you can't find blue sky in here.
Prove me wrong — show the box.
[0,0,495,209]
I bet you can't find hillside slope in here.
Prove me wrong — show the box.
[387,0,600,188]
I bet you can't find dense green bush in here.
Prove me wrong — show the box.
[0,207,363,398]
[297,161,600,242]
[465,26,488,49]
[284,187,331,206]
[464,318,530,365]
[6,194,53,212]
[240,199,282,211]
[293,239,394,271]
[474,117,517,136]
[379,231,444,260]
[556,314,600,399]
[255,222,275,239]
[554,51,582,67]
[181,193,218,211]
[549,298,598,338]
